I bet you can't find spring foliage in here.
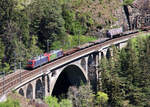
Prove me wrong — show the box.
[0,0,96,72]
[0,98,20,107]
[45,96,72,107]
[100,35,150,107]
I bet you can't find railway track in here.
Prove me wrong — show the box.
[0,31,149,97]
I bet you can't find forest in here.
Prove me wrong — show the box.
[100,34,150,106]
[2,0,150,107]
[1,34,150,107]
[0,0,135,73]
[0,0,98,73]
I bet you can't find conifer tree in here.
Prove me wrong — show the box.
[28,0,66,50]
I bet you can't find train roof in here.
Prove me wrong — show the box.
[49,49,62,54]
[29,55,47,61]
[28,49,62,61]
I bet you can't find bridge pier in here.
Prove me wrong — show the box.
[44,74,49,97]
[84,56,89,80]
[32,81,36,99]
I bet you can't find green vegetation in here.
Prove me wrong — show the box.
[1,0,149,107]
[0,0,124,73]
[96,91,108,106]
[0,98,20,107]
[68,84,94,107]
[123,0,134,5]
[0,0,96,72]
[100,35,150,106]
[45,96,72,107]
[44,84,109,107]
[51,35,96,50]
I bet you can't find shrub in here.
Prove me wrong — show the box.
[123,0,134,5]
[0,98,20,107]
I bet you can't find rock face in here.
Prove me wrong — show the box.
[86,0,130,36]
[114,0,129,30]
[133,0,150,13]
[121,0,150,30]
[112,0,150,30]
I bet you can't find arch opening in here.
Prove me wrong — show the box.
[52,65,87,98]
[26,84,33,99]
[101,52,104,59]
[35,79,45,99]
[106,48,111,59]
[19,88,24,96]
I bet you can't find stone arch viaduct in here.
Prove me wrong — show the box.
[0,33,140,99]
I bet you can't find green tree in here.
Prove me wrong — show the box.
[101,36,150,106]
[59,99,72,107]
[45,96,72,107]
[28,36,43,58]
[0,38,5,72]
[0,0,16,34]
[68,84,94,107]
[96,91,108,107]
[45,96,60,107]
[0,98,20,107]
[28,0,66,50]
[100,46,126,106]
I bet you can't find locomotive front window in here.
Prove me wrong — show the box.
[28,61,32,65]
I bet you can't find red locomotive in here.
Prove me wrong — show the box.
[27,50,63,69]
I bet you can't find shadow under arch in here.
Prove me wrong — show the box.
[35,79,45,99]
[106,48,111,59]
[19,88,24,96]
[26,84,33,99]
[52,64,87,98]
[101,52,104,59]
[88,55,93,67]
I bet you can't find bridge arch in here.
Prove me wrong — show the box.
[51,64,87,97]
[35,79,45,99]
[19,88,24,96]
[26,84,33,99]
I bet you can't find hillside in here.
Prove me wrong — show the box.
[62,0,127,36]
[0,0,130,73]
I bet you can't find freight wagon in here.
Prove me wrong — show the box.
[106,27,123,38]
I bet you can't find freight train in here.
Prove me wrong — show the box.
[27,25,149,69]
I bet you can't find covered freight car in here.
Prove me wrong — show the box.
[106,27,123,38]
